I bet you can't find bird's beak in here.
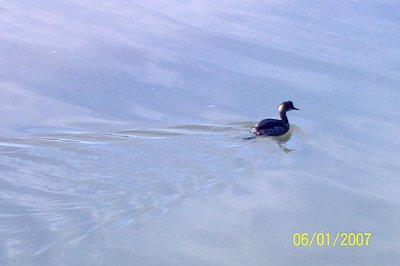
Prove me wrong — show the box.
[293,107,299,110]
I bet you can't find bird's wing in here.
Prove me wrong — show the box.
[252,119,288,136]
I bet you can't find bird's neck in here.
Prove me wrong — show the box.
[280,111,288,123]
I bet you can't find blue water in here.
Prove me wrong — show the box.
[1,1,400,265]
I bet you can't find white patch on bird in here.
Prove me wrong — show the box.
[279,104,284,112]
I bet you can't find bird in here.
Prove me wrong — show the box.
[250,101,299,136]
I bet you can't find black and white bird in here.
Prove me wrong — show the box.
[250,101,299,136]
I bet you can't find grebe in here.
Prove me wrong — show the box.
[250,101,299,136]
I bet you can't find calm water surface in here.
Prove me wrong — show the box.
[1,1,400,265]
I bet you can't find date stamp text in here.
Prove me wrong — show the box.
[293,232,371,247]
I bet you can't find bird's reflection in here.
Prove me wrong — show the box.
[273,130,293,153]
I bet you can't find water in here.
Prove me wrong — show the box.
[1,1,400,265]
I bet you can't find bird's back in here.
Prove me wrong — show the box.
[250,118,289,136]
